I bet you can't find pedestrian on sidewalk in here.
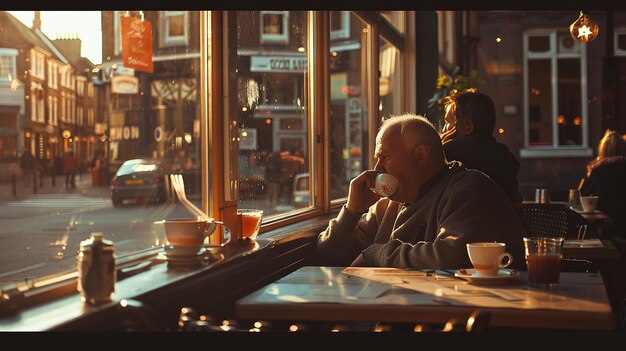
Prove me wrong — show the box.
[62,149,78,189]
[19,149,36,187]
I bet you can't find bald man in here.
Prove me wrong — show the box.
[315,114,526,270]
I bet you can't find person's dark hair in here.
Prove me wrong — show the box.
[444,90,496,135]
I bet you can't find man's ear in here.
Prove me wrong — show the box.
[413,144,430,167]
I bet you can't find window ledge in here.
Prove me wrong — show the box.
[0,215,329,331]
[520,147,593,158]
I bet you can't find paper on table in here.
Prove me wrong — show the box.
[342,267,427,284]
[564,239,603,248]
[316,283,390,299]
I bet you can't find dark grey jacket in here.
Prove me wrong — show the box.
[315,162,526,270]
[443,135,523,204]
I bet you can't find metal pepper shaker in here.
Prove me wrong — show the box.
[77,232,116,305]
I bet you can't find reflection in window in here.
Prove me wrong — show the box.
[380,11,404,34]
[379,38,403,120]
[161,11,188,46]
[329,12,370,201]
[236,11,309,216]
[260,11,289,44]
[0,11,204,286]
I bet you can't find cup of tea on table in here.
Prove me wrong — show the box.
[466,242,513,277]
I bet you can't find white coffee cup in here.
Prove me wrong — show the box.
[466,242,513,277]
[370,173,399,197]
[580,196,599,213]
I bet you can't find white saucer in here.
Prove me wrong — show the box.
[575,209,600,214]
[454,268,518,283]
[157,248,210,266]
[164,244,205,258]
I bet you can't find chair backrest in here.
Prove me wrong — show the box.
[517,203,588,239]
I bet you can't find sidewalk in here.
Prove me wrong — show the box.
[0,172,111,202]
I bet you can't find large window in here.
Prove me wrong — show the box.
[329,13,373,201]
[0,11,409,297]
[235,11,309,217]
[521,30,591,157]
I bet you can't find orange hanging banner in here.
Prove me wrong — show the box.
[120,14,153,73]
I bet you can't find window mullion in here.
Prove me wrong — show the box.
[550,32,559,148]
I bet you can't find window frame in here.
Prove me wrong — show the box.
[615,27,626,56]
[259,11,289,44]
[160,11,189,47]
[521,29,592,158]
[0,48,18,83]
[330,11,350,40]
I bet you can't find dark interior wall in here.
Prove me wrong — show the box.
[415,11,439,120]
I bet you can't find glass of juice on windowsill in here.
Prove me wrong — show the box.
[237,209,263,240]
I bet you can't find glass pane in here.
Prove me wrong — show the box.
[235,11,310,216]
[528,59,553,146]
[1,11,204,286]
[557,32,580,54]
[379,37,403,119]
[557,58,582,146]
[380,11,404,34]
[528,35,550,52]
[618,33,626,51]
[329,13,370,201]
[168,14,185,37]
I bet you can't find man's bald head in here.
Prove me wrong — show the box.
[378,114,447,166]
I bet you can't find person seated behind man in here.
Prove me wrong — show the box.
[580,129,626,238]
[314,114,526,270]
[440,90,523,204]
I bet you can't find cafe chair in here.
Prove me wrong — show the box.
[518,203,596,272]
[517,203,589,239]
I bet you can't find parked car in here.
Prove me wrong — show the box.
[110,159,168,206]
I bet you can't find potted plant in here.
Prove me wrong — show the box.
[426,67,485,130]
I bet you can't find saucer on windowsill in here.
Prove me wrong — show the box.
[157,247,213,267]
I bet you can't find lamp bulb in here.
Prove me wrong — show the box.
[569,11,599,43]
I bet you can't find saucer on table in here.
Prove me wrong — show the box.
[454,268,518,283]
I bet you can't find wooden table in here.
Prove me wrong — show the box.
[563,239,620,259]
[236,266,617,330]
